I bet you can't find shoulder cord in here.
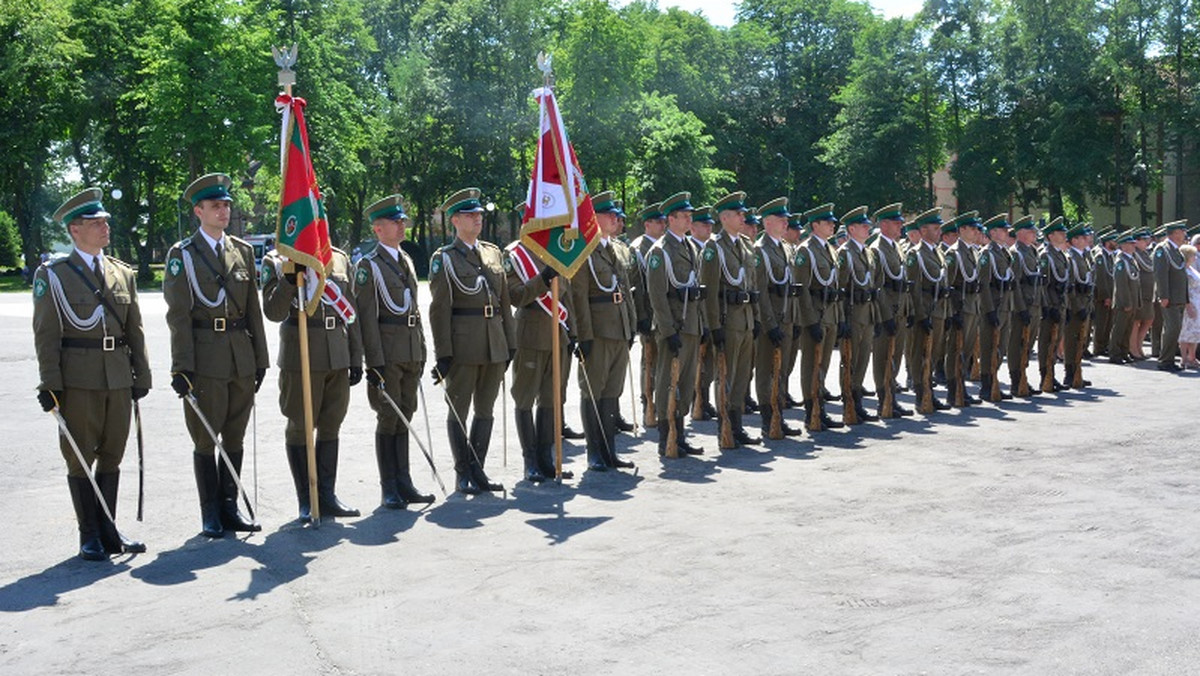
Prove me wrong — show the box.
[369,258,413,315]
[1043,249,1069,282]
[843,246,871,287]
[46,266,106,332]
[809,241,837,288]
[182,248,227,309]
[1069,251,1094,285]
[988,244,1013,281]
[1160,244,1187,271]
[762,241,790,286]
[1134,249,1154,272]
[587,251,619,293]
[714,235,746,287]
[916,245,947,284]
[874,241,904,281]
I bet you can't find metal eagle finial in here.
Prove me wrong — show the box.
[273,44,299,87]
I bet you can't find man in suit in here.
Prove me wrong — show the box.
[33,188,151,560]
[164,173,268,536]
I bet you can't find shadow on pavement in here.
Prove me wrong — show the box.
[0,557,131,612]
[423,492,511,530]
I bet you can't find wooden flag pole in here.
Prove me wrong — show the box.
[551,276,564,481]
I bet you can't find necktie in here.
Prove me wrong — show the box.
[93,256,105,291]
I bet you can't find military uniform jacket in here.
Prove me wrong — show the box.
[700,232,757,334]
[1093,247,1116,308]
[1153,240,1189,305]
[870,235,908,324]
[262,248,364,372]
[429,237,515,364]
[979,241,1016,314]
[571,239,636,343]
[32,251,152,391]
[1009,242,1041,315]
[796,236,843,327]
[164,233,269,379]
[352,244,426,368]
[506,243,576,351]
[1134,248,1156,308]
[646,232,706,336]
[907,241,949,322]
[631,234,658,327]
[838,240,877,325]
[1039,246,1070,310]
[753,235,793,332]
[1066,247,1096,314]
[945,241,982,317]
[1113,252,1142,310]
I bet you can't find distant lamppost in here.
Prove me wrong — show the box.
[485,201,496,242]
[776,153,793,204]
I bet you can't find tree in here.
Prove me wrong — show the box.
[630,92,733,204]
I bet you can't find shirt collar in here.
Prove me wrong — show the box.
[199,228,225,254]
[667,230,686,244]
[75,249,101,269]
[379,242,400,261]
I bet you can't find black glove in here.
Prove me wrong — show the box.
[1018,309,1031,326]
[792,325,801,340]
[366,366,384,388]
[132,387,149,401]
[508,348,516,366]
[171,371,193,398]
[283,264,305,285]
[873,323,882,338]
[1076,308,1088,321]
[700,328,710,344]
[666,333,683,355]
[753,321,762,339]
[952,314,964,330]
[1043,307,1061,323]
[807,323,824,343]
[576,340,593,360]
[432,357,452,383]
[883,318,898,336]
[905,314,914,329]
[348,366,363,386]
[37,390,61,412]
[767,326,784,347]
[636,319,652,337]
[986,311,1000,327]
[254,368,266,393]
[566,338,577,357]
[711,328,725,348]
[627,335,635,349]
[539,265,558,284]
[837,321,850,339]
[920,317,933,333]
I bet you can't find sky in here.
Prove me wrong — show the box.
[623,0,926,26]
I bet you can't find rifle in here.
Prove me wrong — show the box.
[881,332,896,418]
[970,331,981,380]
[1072,316,1090,388]
[664,356,681,458]
[840,332,858,424]
[641,335,657,428]
[691,342,707,419]
[989,323,1003,401]
[808,337,825,431]
[1040,318,1060,393]
[1016,323,1033,396]
[769,347,784,439]
[717,351,734,448]
[918,325,934,414]
[953,321,965,407]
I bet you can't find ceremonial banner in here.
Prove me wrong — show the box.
[519,86,600,278]
[275,93,334,316]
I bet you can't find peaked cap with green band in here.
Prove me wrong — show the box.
[365,193,409,221]
[692,206,715,224]
[803,203,837,225]
[184,173,234,205]
[873,202,903,221]
[953,210,981,229]
[637,202,665,224]
[1163,219,1188,233]
[592,190,620,214]
[54,188,111,224]
[787,213,805,230]
[1187,224,1200,238]
[440,187,486,216]
[713,191,749,213]
[1117,231,1137,244]
[841,205,870,226]
[1042,216,1066,235]
[1066,222,1093,239]
[981,213,1009,231]
[1100,229,1119,242]
[758,196,790,219]
[912,207,943,228]
[744,208,762,226]
[1011,214,1036,231]
[662,192,694,215]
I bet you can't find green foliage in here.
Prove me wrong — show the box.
[0,211,21,268]
[630,93,732,204]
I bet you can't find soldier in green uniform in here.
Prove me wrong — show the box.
[646,192,707,455]
[782,213,806,406]
[1063,223,1096,387]
[753,197,803,438]
[1006,216,1042,395]
[631,203,666,427]
[428,188,516,493]
[1109,232,1142,364]
[869,203,912,417]
[689,207,717,421]
[702,191,762,446]
[796,204,846,429]
[164,173,268,537]
[352,194,435,508]
[505,229,579,479]
[263,237,363,520]
[836,206,878,422]
[906,208,952,413]
[33,188,150,560]
[570,191,638,471]
[1154,220,1190,371]
[897,218,923,391]
[977,214,1016,401]
[943,212,983,405]
[1037,217,1070,391]
[741,208,764,416]
[1131,229,1156,359]
[1091,230,1118,358]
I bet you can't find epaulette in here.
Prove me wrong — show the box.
[177,236,195,249]
[226,234,252,249]
[44,253,70,268]
[503,240,519,253]
[332,246,348,256]
[478,240,500,252]
[359,248,379,261]
[108,256,133,270]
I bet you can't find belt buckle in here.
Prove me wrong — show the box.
[407,314,418,327]
[213,317,227,332]
[102,336,115,352]
[612,291,624,304]
[483,305,495,318]
[325,316,336,330]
